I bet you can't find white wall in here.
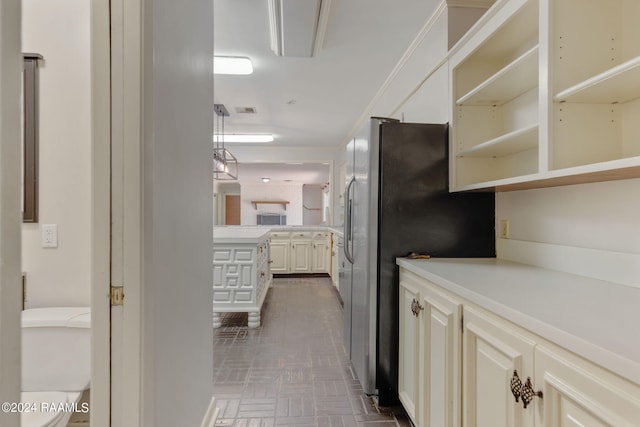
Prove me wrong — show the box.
[239,182,303,225]
[21,0,91,308]
[497,179,640,288]
[230,145,342,224]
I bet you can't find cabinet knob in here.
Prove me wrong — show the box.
[410,298,424,317]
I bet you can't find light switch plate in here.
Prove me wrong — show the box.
[41,224,58,248]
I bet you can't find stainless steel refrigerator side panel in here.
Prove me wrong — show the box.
[365,118,384,396]
[350,124,372,393]
[342,138,356,358]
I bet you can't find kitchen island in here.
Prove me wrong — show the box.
[213,228,271,328]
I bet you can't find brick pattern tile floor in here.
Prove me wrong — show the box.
[213,276,411,427]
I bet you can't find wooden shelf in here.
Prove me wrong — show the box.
[457,124,538,158]
[554,56,640,104]
[457,45,539,106]
[251,200,290,210]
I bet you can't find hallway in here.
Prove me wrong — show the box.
[212,276,409,426]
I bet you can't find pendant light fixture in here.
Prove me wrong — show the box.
[213,104,238,180]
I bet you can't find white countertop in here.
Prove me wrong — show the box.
[214,225,344,236]
[213,227,270,244]
[397,257,640,386]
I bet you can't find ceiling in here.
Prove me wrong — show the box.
[213,0,440,150]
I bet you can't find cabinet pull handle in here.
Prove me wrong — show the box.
[510,370,543,408]
[520,377,543,409]
[510,370,523,403]
[410,298,424,317]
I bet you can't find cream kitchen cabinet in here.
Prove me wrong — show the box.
[330,233,340,289]
[398,270,422,424]
[535,343,640,427]
[399,269,463,427]
[311,231,330,273]
[290,236,312,273]
[269,230,331,275]
[449,0,640,191]
[269,232,290,273]
[397,259,640,427]
[213,229,272,328]
[462,305,536,427]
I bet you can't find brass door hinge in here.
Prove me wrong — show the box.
[110,286,124,306]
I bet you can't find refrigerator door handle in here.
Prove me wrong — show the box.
[344,177,356,264]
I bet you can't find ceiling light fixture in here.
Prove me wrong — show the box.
[214,134,274,144]
[213,56,253,75]
[213,104,239,180]
[267,0,332,57]
[261,177,271,183]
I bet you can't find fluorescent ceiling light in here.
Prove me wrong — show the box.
[213,56,253,75]
[267,0,332,57]
[214,134,274,143]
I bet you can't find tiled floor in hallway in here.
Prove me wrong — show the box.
[213,276,411,427]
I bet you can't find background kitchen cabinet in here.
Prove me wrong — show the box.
[290,238,312,273]
[311,231,330,273]
[330,234,341,290]
[269,238,290,273]
[269,230,332,275]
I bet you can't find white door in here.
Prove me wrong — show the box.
[269,240,290,273]
[535,344,640,427]
[462,306,536,427]
[312,238,330,273]
[421,284,461,427]
[290,240,312,273]
[398,272,421,425]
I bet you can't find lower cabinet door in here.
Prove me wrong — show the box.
[462,306,536,427]
[535,344,640,427]
[290,240,312,273]
[269,240,289,273]
[398,270,422,425]
[421,285,461,427]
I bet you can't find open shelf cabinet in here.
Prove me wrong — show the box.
[449,0,640,191]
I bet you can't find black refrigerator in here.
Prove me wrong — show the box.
[341,118,495,406]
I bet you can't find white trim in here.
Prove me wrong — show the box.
[0,0,23,425]
[90,0,112,425]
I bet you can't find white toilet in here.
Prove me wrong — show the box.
[21,307,91,427]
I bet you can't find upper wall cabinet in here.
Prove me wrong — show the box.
[449,0,640,191]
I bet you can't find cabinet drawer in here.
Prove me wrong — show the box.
[270,231,290,239]
[291,231,312,239]
[312,231,329,239]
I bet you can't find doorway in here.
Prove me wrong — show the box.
[225,195,240,225]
